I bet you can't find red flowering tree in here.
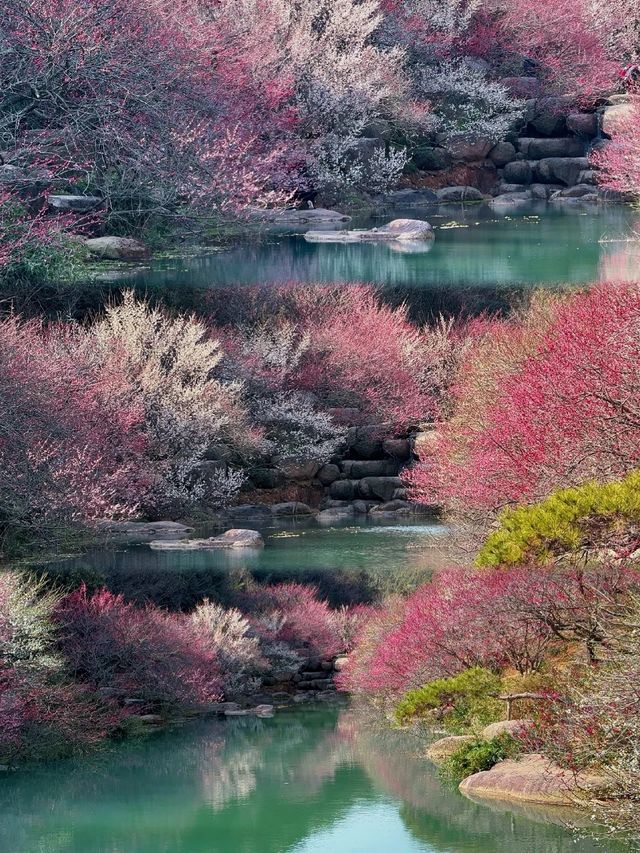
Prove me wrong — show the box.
[592,96,640,199]
[341,568,556,695]
[408,284,640,516]
[56,587,223,708]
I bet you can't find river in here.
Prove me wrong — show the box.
[4,206,636,852]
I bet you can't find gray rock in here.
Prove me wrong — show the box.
[536,157,590,186]
[149,528,264,550]
[517,137,585,159]
[275,457,320,481]
[358,477,404,502]
[341,459,396,478]
[489,192,532,210]
[84,236,149,260]
[444,136,493,162]
[251,467,286,489]
[503,161,533,185]
[602,101,634,138]
[551,184,596,199]
[577,169,595,185]
[529,97,572,136]
[488,141,517,167]
[48,194,103,211]
[411,148,453,172]
[329,480,356,501]
[566,112,598,138]
[305,218,434,244]
[317,507,355,524]
[436,186,485,202]
[369,499,412,514]
[383,438,410,459]
[271,501,313,516]
[352,500,370,514]
[317,463,341,485]
[352,426,386,459]
[530,183,562,200]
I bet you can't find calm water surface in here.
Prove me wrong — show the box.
[10,208,637,851]
[0,705,618,853]
[44,517,449,608]
[115,204,640,318]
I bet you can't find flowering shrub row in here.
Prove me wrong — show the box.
[0,286,459,552]
[0,575,358,763]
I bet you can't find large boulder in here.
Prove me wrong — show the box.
[250,467,286,490]
[517,138,585,159]
[459,753,607,806]
[602,100,635,138]
[369,499,412,514]
[488,142,517,167]
[358,476,404,502]
[271,501,313,516]
[566,112,598,138]
[275,457,320,481]
[489,193,533,211]
[317,506,355,524]
[480,719,533,740]
[383,438,411,459]
[426,735,475,764]
[341,460,397,478]
[436,186,485,202]
[444,136,493,162]
[305,218,434,243]
[150,528,264,550]
[352,426,386,459]
[502,161,533,185]
[317,464,341,485]
[329,480,356,501]
[529,97,572,136]
[536,157,590,186]
[84,236,149,260]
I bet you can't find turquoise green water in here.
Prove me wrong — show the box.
[44,518,448,609]
[0,705,618,853]
[112,205,640,320]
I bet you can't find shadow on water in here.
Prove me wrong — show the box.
[102,204,640,324]
[0,705,623,853]
[36,518,451,609]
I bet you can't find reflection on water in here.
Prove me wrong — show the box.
[0,705,620,853]
[113,205,640,321]
[41,518,451,609]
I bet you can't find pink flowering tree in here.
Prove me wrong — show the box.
[56,586,223,708]
[408,284,640,517]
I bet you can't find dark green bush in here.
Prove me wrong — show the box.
[394,667,502,733]
[477,471,640,568]
[439,733,520,784]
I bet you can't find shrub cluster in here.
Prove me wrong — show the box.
[0,575,357,763]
